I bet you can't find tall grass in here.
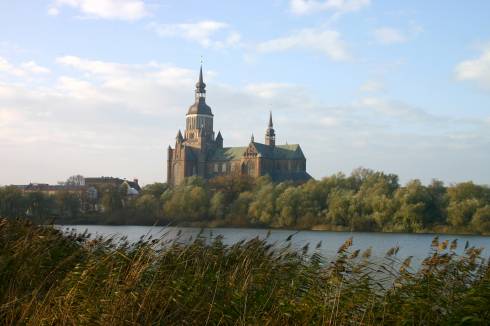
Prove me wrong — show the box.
[1,218,489,325]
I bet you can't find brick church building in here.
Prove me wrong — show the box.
[166,67,311,186]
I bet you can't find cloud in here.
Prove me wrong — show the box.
[256,28,349,61]
[373,27,406,45]
[358,96,433,123]
[289,0,370,16]
[48,0,148,21]
[57,55,131,78]
[0,108,23,127]
[0,57,25,76]
[245,83,295,98]
[0,57,50,77]
[360,80,383,92]
[319,116,339,127]
[455,46,490,90]
[148,21,242,49]
[20,61,51,74]
[372,23,423,45]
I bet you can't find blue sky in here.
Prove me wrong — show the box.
[1,0,490,185]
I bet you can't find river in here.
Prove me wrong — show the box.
[58,225,490,265]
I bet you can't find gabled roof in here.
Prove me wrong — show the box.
[210,146,247,161]
[209,142,305,161]
[252,142,305,160]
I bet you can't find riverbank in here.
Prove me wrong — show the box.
[56,215,490,236]
[1,218,489,324]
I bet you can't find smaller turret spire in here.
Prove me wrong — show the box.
[216,131,223,148]
[176,130,183,142]
[265,111,275,147]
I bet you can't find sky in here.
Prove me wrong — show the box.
[1,0,490,186]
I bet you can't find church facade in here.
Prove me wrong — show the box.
[166,67,311,186]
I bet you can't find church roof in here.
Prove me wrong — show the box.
[210,146,247,161]
[210,143,305,161]
[253,143,305,160]
[187,97,213,115]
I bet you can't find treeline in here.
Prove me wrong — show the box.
[2,168,490,233]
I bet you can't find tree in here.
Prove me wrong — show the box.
[394,180,432,232]
[470,206,490,233]
[163,182,208,221]
[447,199,481,227]
[55,191,81,219]
[26,191,54,220]
[100,186,124,213]
[227,191,253,226]
[0,186,27,218]
[426,179,448,225]
[447,182,486,203]
[209,191,226,220]
[142,183,168,199]
[65,175,85,186]
[326,189,354,227]
[248,179,277,225]
[134,193,160,219]
[276,187,303,227]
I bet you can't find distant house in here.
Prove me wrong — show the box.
[84,177,141,196]
[15,176,141,212]
[22,183,87,195]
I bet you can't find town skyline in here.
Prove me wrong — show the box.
[1,1,490,186]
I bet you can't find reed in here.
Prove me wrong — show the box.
[1,218,489,325]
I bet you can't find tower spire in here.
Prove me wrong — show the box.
[195,61,206,98]
[265,111,275,147]
[199,64,204,86]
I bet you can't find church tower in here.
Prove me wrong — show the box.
[167,65,220,186]
[265,111,275,147]
[184,65,214,147]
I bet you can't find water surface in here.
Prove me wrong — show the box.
[59,225,490,264]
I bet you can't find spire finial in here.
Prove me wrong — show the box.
[251,133,254,143]
[268,111,273,128]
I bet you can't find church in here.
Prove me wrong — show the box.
[166,67,311,186]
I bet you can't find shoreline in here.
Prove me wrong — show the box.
[54,220,490,237]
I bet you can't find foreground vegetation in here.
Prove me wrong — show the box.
[1,218,489,325]
[2,168,490,234]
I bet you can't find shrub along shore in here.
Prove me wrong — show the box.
[1,218,489,325]
[2,168,490,234]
